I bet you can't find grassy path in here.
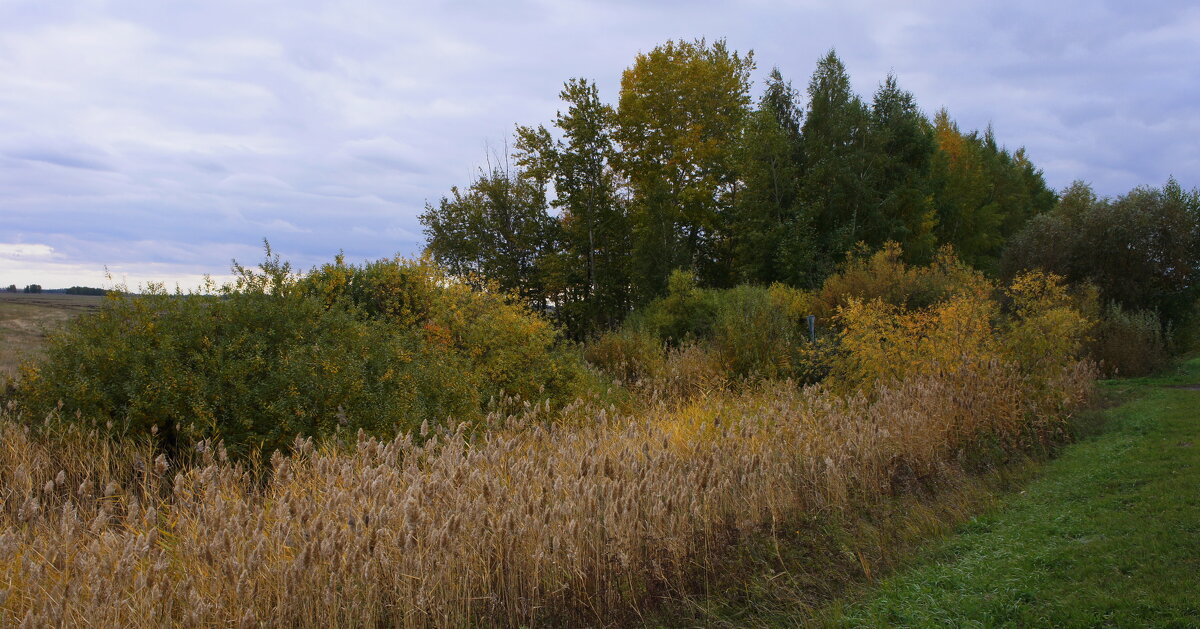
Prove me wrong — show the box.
[823,359,1200,627]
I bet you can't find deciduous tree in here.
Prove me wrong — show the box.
[518,79,632,336]
[419,161,557,310]
[615,38,754,299]
[1003,178,1200,326]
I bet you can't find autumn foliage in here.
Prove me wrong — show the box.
[0,242,1104,626]
[2,30,1192,627]
[0,349,1093,627]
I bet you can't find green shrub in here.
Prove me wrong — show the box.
[1088,304,1169,377]
[16,251,591,456]
[589,271,831,385]
[632,270,720,344]
[707,283,812,379]
[301,255,590,405]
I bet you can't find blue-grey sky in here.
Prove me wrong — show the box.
[2,0,1197,288]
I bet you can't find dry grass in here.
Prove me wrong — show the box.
[0,294,102,384]
[0,357,1094,627]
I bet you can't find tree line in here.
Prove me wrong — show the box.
[421,39,1193,340]
[5,284,42,293]
[3,285,109,295]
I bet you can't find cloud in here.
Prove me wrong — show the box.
[339,137,427,174]
[2,136,119,173]
[10,150,115,171]
[0,243,57,258]
[0,0,1196,287]
[0,241,229,290]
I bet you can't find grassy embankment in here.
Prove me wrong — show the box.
[798,358,1198,628]
[819,358,1200,627]
[0,293,102,383]
[657,358,1200,628]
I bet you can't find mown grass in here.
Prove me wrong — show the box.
[818,357,1200,628]
[647,460,1047,627]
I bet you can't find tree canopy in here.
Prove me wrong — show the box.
[1003,178,1200,325]
[421,41,1072,339]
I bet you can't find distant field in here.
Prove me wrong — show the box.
[0,293,104,383]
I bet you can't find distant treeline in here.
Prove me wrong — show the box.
[422,40,1063,338]
[6,284,44,293]
[62,286,109,296]
[3,285,111,295]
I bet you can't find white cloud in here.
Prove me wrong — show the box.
[0,241,229,288]
[0,243,58,258]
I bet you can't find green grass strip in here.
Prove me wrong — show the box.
[824,358,1200,628]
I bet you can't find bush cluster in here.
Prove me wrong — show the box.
[0,312,1097,628]
[16,251,592,456]
[2,242,1105,627]
[1002,178,1200,362]
[1088,304,1170,377]
[586,269,834,388]
[831,258,1093,394]
[813,242,990,317]
[588,243,1097,401]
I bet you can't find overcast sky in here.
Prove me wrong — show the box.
[2,0,1197,289]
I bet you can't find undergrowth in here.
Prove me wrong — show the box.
[0,244,1105,627]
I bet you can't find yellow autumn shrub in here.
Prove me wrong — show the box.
[828,245,998,390]
[832,291,999,391]
[815,242,989,319]
[829,251,1094,397]
[1002,271,1094,379]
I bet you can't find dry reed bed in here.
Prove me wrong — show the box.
[0,359,1093,628]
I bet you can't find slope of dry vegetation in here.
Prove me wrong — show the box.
[0,244,1108,624]
[0,247,1098,627]
[0,364,1092,627]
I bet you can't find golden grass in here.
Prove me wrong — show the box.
[0,357,1094,627]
